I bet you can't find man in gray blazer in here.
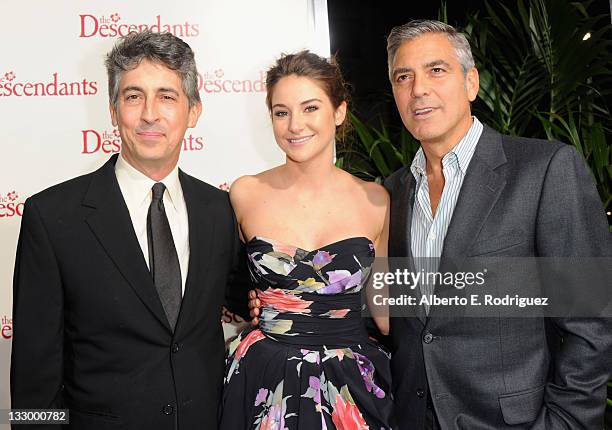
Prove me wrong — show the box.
[384,20,612,429]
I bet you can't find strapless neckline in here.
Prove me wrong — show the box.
[245,235,373,254]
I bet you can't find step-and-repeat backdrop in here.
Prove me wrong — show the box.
[0,0,330,417]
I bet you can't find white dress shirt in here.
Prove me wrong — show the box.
[410,117,483,313]
[115,155,190,296]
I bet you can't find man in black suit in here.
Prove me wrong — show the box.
[11,31,241,429]
[383,20,612,429]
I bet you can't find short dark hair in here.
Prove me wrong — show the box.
[105,30,200,108]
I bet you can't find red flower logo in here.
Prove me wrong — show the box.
[214,69,224,78]
[7,191,18,202]
[112,129,120,137]
[4,71,15,82]
[110,13,121,23]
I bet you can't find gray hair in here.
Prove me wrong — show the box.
[105,30,200,108]
[387,19,475,80]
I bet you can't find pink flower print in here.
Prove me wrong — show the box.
[214,68,224,78]
[4,71,15,81]
[331,394,369,430]
[258,288,312,313]
[234,329,265,360]
[323,348,346,362]
[336,349,345,361]
[110,13,121,22]
[271,242,297,258]
[259,404,287,430]
[7,191,18,202]
[327,309,350,318]
[112,129,120,137]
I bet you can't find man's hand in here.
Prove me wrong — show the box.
[248,290,260,325]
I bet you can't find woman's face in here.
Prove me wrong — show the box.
[269,75,346,163]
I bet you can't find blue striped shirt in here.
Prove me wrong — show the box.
[410,117,483,313]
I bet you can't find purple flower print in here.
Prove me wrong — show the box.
[309,376,321,404]
[318,270,362,294]
[255,388,269,406]
[311,250,334,271]
[353,352,385,399]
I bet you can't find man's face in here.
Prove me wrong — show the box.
[391,33,478,148]
[110,58,201,173]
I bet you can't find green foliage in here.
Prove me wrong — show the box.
[464,0,612,211]
[336,111,420,183]
[338,0,611,215]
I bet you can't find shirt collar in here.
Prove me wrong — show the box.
[411,116,483,179]
[115,154,182,211]
[410,147,427,178]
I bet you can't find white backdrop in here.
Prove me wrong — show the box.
[0,0,329,420]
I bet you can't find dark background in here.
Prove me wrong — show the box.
[327,0,612,125]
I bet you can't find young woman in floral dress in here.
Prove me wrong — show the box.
[220,50,394,430]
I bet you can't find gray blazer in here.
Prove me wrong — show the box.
[384,125,612,429]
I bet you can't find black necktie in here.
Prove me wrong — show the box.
[147,182,181,330]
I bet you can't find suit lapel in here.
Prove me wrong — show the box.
[440,126,507,263]
[389,167,415,260]
[174,171,213,335]
[83,154,172,331]
[430,127,507,319]
[388,168,426,324]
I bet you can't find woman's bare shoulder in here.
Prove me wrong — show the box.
[229,167,283,208]
[346,173,390,208]
[229,175,256,202]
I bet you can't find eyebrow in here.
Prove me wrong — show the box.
[392,67,413,79]
[425,60,452,69]
[122,86,181,96]
[392,60,453,79]
[271,98,322,109]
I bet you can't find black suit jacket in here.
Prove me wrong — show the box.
[11,155,241,429]
[385,126,612,429]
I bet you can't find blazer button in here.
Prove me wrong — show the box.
[423,332,434,344]
[172,343,180,353]
[416,388,425,398]
[162,404,174,415]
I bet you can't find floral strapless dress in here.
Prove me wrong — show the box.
[220,236,395,429]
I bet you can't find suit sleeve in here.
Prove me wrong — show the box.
[11,198,64,425]
[532,144,612,429]
[223,205,252,321]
